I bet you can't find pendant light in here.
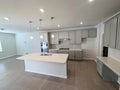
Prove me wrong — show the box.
[39,19,42,30]
[50,17,55,39]
[29,21,34,40]
[39,19,44,40]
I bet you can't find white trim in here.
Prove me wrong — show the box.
[82,58,96,61]
[0,54,17,59]
[25,69,67,79]
[103,10,120,23]
[0,40,2,52]
[38,26,96,32]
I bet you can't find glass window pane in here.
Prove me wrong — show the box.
[0,40,2,52]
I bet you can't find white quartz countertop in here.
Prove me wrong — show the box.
[97,56,120,76]
[49,49,82,51]
[69,49,82,51]
[17,53,68,64]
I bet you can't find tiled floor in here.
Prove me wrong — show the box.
[0,56,118,90]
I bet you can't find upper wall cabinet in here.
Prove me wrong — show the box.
[104,20,111,47]
[81,30,88,38]
[39,32,48,42]
[109,17,117,48]
[50,32,59,44]
[68,31,75,44]
[75,30,81,44]
[59,32,68,39]
[88,29,97,38]
[116,15,120,49]
[104,14,120,49]
[81,29,97,38]
[104,17,117,48]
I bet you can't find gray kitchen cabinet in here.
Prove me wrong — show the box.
[75,30,81,44]
[102,64,118,82]
[81,30,88,38]
[116,15,120,49]
[39,32,48,42]
[57,50,69,54]
[69,50,82,60]
[69,51,75,60]
[97,59,118,82]
[88,29,97,38]
[109,17,117,48]
[74,51,82,60]
[59,31,68,39]
[49,49,58,53]
[50,32,59,44]
[103,20,111,47]
[104,17,118,48]
[96,59,103,77]
[68,31,75,44]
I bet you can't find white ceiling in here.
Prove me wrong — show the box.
[0,0,120,33]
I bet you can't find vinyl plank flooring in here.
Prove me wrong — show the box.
[0,56,119,90]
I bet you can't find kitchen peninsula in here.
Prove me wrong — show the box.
[17,53,68,79]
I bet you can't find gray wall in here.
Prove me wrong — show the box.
[0,33,17,59]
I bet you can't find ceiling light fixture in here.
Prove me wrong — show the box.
[89,0,94,2]
[40,8,45,13]
[51,17,55,28]
[80,21,83,25]
[57,24,60,28]
[4,17,9,21]
[29,21,34,40]
[39,19,42,30]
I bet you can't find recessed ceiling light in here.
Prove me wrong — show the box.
[89,0,94,2]
[80,21,83,25]
[57,24,60,28]
[4,17,9,21]
[40,8,45,13]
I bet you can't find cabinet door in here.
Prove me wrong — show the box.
[50,32,55,44]
[88,29,97,38]
[103,21,111,47]
[75,31,81,44]
[68,31,75,44]
[49,49,57,53]
[74,51,82,60]
[50,32,58,44]
[54,32,59,44]
[81,30,88,38]
[59,32,68,39]
[116,16,120,49]
[109,17,117,48]
[69,51,75,60]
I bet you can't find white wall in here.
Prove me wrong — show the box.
[16,32,41,55]
[81,37,100,60]
[0,33,17,59]
[109,48,120,61]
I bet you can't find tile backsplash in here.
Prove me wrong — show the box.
[51,40,81,49]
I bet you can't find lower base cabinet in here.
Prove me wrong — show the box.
[96,59,118,82]
[69,51,82,60]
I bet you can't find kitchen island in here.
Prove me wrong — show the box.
[17,53,68,79]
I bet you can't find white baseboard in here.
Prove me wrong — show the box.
[0,54,17,59]
[82,58,96,61]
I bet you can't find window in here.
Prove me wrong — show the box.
[0,40,2,52]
